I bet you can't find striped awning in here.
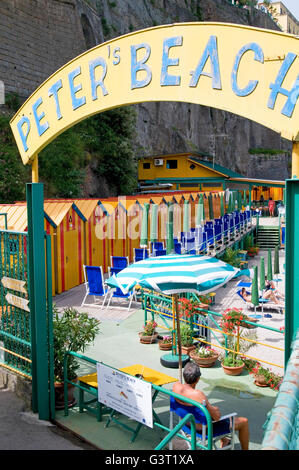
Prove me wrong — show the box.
[106,254,250,295]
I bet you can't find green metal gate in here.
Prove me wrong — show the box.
[0,183,55,420]
[0,229,31,379]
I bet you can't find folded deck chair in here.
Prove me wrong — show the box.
[169,396,237,450]
[81,265,110,308]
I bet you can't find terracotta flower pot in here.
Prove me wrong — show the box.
[54,379,77,410]
[241,317,259,329]
[158,341,173,351]
[221,362,244,376]
[254,374,268,387]
[176,344,197,356]
[139,332,158,344]
[190,350,219,368]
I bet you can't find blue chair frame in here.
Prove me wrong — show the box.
[169,396,237,450]
[81,265,109,308]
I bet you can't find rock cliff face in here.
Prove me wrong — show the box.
[0,0,291,183]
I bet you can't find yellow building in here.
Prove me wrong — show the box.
[258,2,299,35]
[138,153,235,192]
[138,152,285,203]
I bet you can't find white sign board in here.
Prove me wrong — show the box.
[5,293,30,312]
[1,276,27,294]
[97,363,153,428]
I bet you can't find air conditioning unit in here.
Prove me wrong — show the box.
[154,159,164,166]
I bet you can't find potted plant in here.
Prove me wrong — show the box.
[248,362,283,389]
[221,353,245,376]
[190,345,219,368]
[220,308,257,376]
[158,335,173,351]
[53,306,100,409]
[177,324,197,355]
[139,320,158,344]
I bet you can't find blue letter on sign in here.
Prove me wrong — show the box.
[131,43,152,89]
[17,116,30,152]
[231,43,264,97]
[268,52,299,117]
[89,57,108,100]
[32,97,49,137]
[48,79,63,120]
[160,36,182,86]
[68,67,86,110]
[189,35,222,89]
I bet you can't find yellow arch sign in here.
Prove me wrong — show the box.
[10,22,299,168]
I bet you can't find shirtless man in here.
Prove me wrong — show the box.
[172,362,249,450]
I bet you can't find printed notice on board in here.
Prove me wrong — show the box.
[97,363,153,428]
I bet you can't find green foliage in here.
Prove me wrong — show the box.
[39,106,137,198]
[5,92,21,112]
[220,247,241,268]
[53,306,100,382]
[39,126,86,198]
[249,148,288,156]
[0,115,30,203]
[222,354,243,368]
[180,324,194,347]
[78,107,138,195]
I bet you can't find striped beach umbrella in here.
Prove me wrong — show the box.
[166,202,174,255]
[260,256,265,291]
[251,265,259,312]
[274,245,280,277]
[228,193,233,213]
[106,254,251,381]
[150,204,158,243]
[208,193,214,220]
[196,201,204,227]
[106,254,244,296]
[140,203,149,247]
[183,200,189,233]
[220,194,224,217]
[267,248,273,281]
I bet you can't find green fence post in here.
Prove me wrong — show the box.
[26,183,50,420]
[285,179,299,366]
[46,234,55,419]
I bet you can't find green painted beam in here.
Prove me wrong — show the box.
[285,178,299,365]
[26,183,50,420]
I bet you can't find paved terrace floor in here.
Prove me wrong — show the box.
[53,222,285,451]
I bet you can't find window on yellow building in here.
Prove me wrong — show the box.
[166,160,177,169]
[143,162,151,169]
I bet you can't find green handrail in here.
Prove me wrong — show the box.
[154,412,197,450]
[62,351,213,449]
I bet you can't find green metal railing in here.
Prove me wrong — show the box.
[0,229,32,379]
[141,289,285,371]
[62,351,213,450]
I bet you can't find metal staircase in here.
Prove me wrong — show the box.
[256,225,280,249]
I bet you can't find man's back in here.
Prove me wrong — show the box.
[173,381,206,405]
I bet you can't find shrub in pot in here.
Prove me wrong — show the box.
[53,305,100,409]
[177,324,197,355]
[190,345,219,368]
[158,335,173,351]
[139,320,158,343]
[220,308,257,376]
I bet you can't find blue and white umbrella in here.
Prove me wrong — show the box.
[106,254,252,382]
[106,254,251,296]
